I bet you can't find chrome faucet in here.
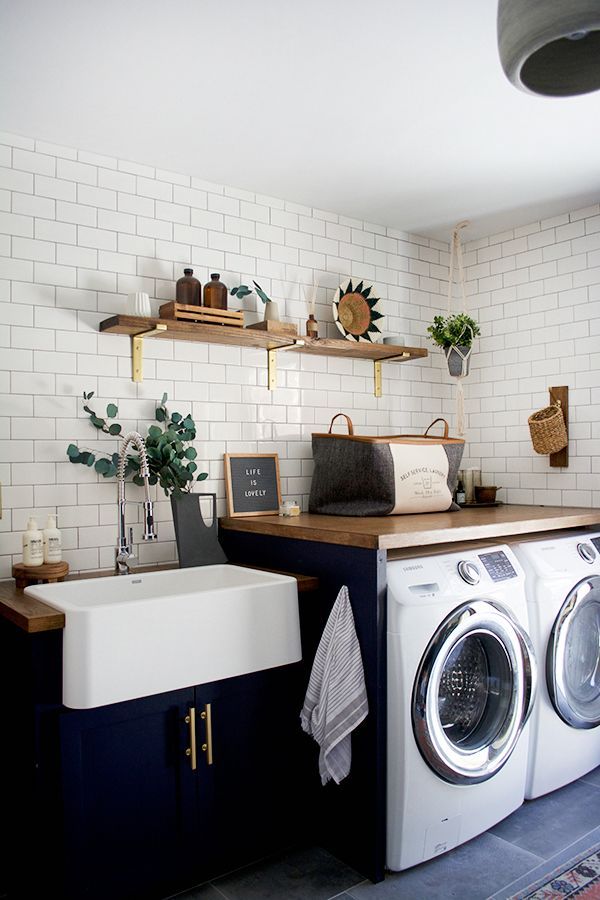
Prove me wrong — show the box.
[115,431,158,574]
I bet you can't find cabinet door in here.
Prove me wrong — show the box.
[60,687,201,900]
[194,663,309,876]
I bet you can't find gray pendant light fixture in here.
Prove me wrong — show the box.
[498,0,600,97]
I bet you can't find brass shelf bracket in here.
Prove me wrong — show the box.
[131,324,167,382]
[266,339,305,391]
[374,360,382,397]
[267,349,277,391]
[374,352,409,397]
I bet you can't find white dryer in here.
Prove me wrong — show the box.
[387,545,536,872]
[512,532,600,799]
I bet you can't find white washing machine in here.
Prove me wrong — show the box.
[387,545,536,872]
[512,531,600,800]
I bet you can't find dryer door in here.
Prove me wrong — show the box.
[547,575,600,729]
[412,599,536,785]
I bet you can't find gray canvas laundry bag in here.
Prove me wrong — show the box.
[309,414,465,516]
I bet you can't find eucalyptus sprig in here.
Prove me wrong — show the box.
[230,280,271,303]
[66,392,208,497]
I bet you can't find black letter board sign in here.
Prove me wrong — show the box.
[224,453,281,517]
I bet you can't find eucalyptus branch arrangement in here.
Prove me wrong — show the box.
[230,280,271,303]
[66,392,208,497]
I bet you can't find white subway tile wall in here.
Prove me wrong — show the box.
[460,204,600,508]
[0,133,452,576]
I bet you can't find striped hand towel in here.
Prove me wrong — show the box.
[300,585,368,785]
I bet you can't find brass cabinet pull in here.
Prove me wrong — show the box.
[184,707,197,771]
[200,703,214,765]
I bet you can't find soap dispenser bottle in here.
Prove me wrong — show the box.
[23,517,44,566]
[43,514,62,563]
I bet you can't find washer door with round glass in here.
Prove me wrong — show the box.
[547,576,600,729]
[412,600,536,785]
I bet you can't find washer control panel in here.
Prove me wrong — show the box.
[478,550,518,582]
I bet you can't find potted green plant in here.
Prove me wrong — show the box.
[426,313,480,376]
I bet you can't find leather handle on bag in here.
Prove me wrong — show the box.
[328,413,354,435]
[424,418,449,439]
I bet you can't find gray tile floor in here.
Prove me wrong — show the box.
[172,767,600,900]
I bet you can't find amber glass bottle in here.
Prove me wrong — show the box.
[176,268,201,305]
[203,273,228,310]
[306,314,319,338]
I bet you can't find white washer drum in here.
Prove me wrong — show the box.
[413,598,536,785]
[547,571,600,729]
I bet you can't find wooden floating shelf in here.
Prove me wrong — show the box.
[99,315,295,350]
[295,337,427,362]
[99,315,428,395]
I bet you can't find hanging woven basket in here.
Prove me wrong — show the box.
[528,400,568,455]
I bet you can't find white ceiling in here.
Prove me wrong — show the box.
[1,0,600,240]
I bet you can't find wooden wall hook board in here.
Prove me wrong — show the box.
[549,385,568,468]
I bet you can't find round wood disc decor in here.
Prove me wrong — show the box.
[333,279,384,342]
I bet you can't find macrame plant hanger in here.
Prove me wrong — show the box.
[446,220,471,437]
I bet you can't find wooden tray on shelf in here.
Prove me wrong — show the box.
[159,302,244,327]
[245,320,298,337]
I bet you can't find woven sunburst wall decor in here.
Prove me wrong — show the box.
[332,279,384,342]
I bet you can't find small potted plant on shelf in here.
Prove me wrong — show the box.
[426,313,480,376]
[231,280,279,321]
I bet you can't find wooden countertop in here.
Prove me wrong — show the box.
[221,504,600,550]
[0,563,319,634]
[5,505,599,632]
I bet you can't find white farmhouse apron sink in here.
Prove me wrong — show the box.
[25,565,301,709]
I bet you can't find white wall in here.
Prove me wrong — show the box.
[459,204,600,508]
[0,131,451,576]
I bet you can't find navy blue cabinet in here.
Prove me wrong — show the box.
[58,665,308,900]
[195,667,310,876]
[60,687,201,899]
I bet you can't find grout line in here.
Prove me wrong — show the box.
[207,885,230,900]
[327,880,369,899]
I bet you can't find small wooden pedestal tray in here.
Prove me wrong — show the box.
[12,561,69,591]
[159,302,244,327]
[246,320,298,337]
